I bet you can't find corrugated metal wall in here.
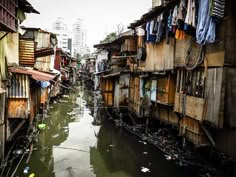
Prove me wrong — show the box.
[8,74,30,98]
[19,39,35,66]
[7,74,30,119]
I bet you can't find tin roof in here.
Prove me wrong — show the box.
[128,0,179,29]
[19,0,40,14]
[8,67,57,81]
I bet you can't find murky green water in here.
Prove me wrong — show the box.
[14,85,197,177]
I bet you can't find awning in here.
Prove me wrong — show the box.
[35,48,54,58]
[102,72,120,78]
[19,0,40,14]
[9,67,57,81]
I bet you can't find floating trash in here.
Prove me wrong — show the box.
[38,124,46,130]
[13,149,24,155]
[63,95,70,98]
[164,155,172,160]
[141,167,150,173]
[23,166,30,174]
[29,173,35,177]
[143,152,148,155]
[109,144,114,147]
[52,134,59,139]
[67,111,77,116]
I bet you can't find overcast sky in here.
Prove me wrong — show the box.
[23,0,152,51]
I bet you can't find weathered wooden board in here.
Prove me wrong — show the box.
[121,38,137,52]
[163,38,175,70]
[223,67,236,128]
[205,68,223,128]
[174,93,205,121]
[179,116,209,145]
[174,36,189,67]
[145,42,164,71]
[114,79,119,107]
[168,110,178,125]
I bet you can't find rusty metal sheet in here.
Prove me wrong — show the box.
[34,56,51,72]
[35,48,54,58]
[19,39,35,66]
[41,88,49,104]
[7,98,29,119]
[9,67,57,81]
[8,74,29,98]
[35,32,50,49]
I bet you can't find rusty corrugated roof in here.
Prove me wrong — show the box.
[8,67,57,81]
[19,39,35,67]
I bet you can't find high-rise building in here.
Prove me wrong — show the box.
[72,18,87,57]
[52,17,70,53]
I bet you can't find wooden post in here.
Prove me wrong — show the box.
[145,118,149,135]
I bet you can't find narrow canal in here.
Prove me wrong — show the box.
[15,84,197,177]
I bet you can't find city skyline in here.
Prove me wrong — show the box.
[22,0,152,52]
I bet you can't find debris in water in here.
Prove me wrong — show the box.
[63,95,70,98]
[143,152,148,155]
[59,100,68,103]
[29,173,35,177]
[23,166,30,174]
[138,140,147,145]
[109,144,114,147]
[67,111,77,116]
[49,106,53,109]
[141,167,150,173]
[13,149,24,155]
[52,134,59,139]
[164,155,172,160]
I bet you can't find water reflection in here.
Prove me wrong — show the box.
[14,85,197,177]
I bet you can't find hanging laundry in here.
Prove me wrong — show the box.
[177,0,187,22]
[210,0,225,20]
[166,10,173,43]
[150,20,156,35]
[185,0,196,28]
[175,29,186,40]
[146,22,156,42]
[156,14,165,43]
[172,5,178,26]
[196,0,216,44]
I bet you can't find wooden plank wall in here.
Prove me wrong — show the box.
[224,67,236,128]
[128,76,141,115]
[179,116,209,145]
[30,84,41,124]
[102,78,113,106]
[205,68,224,128]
